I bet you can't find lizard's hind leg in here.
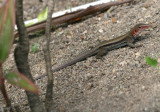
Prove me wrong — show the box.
[96,47,108,59]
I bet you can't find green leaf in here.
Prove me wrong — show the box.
[31,43,38,53]
[145,56,158,68]
[0,0,15,63]
[5,71,39,93]
[38,7,48,22]
[25,22,35,27]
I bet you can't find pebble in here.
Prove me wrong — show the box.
[98,29,103,33]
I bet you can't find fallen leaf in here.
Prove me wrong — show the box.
[112,17,117,23]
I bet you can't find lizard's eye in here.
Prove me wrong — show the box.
[138,26,142,29]
[134,29,138,32]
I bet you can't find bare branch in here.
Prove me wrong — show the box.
[42,0,55,111]
[14,0,133,38]
[15,0,46,111]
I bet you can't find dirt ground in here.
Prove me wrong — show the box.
[2,0,160,111]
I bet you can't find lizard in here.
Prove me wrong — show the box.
[34,23,150,80]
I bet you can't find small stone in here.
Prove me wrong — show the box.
[98,17,101,21]
[119,61,127,66]
[143,3,151,8]
[83,30,87,34]
[143,107,148,111]
[139,18,144,22]
[99,29,103,33]
[86,83,94,90]
[119,91,123,95]
[141,85,145,90]
[85,73,93,80]
[67,35,72,39]
[135,52,141,58]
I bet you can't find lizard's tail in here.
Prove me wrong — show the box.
[34,47,98,80]
[52,47,98,72]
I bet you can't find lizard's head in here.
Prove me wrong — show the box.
[131,24,151,37]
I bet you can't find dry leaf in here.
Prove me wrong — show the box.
[112,17,117,23]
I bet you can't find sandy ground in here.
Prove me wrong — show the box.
[1,0,160,111]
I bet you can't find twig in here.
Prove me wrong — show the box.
[42,0,55,111]
[14,0,133,38]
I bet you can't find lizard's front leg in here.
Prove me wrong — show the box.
[126,38,142,48]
